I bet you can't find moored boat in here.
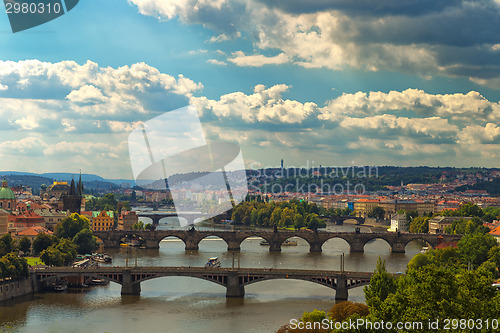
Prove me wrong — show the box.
[204,257,221,268]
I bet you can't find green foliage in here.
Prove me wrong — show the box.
[300,309,326,323]
[32,232,57,255]
[0,253,29,279]
[406,253,431,271]
[132,221,145,230]
[455,177,500,196]
[364,258,397,310]
[458,233,498,268]
[0,233,16,257]
[230,200,327,230]
[55,213,90,239]
[40,238,78,266]
[409,216,429,233]
[483,206,500,223]
[18,236,31,254]
[445,217,490,235]
[328,301,369,322]
[72,229,98,254]
[367,206,385,219]
[40,246,63,266]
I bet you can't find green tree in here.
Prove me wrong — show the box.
[364,258,397,311]
[40,246,63,266]
[306,213,326,231]
[72,229,98,254]
[0,233,16,256]
[0,253,29,279]
[328,301,369,322]
[407,253,431,271]
[367,206,385,219]
[458,233,498,267]
[132,221,145,230]
[32,232,57,255]
[18,236,31,255]
[55,213,90,239]
[458,202,483,217]
[56,238,78,265]
[409,216,429,233]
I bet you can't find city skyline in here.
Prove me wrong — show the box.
[1,0,500,179]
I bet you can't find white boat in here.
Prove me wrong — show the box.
[420,246,430,253]
[283,239,298,246]
[259,240,269,245]
[204,257,221,268]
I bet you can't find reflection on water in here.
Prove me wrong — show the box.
[1,221,424,333]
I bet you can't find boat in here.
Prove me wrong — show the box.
[420,246,430,253]
[53,280,68,292]
[204,257,221,268]
[260,239,297,246]
[90,279,109,285]
[283,239,298,246]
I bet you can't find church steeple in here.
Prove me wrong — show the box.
[77,171,84,195]
[69,178,76,195]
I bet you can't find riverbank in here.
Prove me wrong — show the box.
[0,275,39,302]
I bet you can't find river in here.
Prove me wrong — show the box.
[0,219,423,333]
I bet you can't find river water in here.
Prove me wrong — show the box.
[0,219,423,333]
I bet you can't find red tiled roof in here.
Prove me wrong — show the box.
[17,226,53,236]
[490,225,500,236]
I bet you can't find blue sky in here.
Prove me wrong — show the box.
[1,0,500,179]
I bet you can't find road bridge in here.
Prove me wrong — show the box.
[93,230,462,253]
[34,266,386,300]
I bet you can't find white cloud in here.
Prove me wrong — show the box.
[0,137,48,156]
[207,59,227,66]
[0,83,7,90]
[320,89,498,122]
[191,84,319,124]
[228,52,289,67]
[128,0,500,88]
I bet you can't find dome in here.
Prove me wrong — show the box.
[0,180,15,200]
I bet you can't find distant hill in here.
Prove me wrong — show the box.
[0,172,127,195]
[455,178,500,196]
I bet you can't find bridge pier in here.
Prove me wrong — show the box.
[391,242,406,253]
[185,240,199,251]
[144,239,160,249]
[309,242,322,253]
[121,270,141,295]
[269,242,282,252]
[227,240,241,252]
[335,276,348,300]
[226,271,245,298]
[349,241,365,253]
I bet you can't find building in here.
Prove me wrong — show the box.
[8,210,46,233]
[388,213,408,232]
[118,211,138,230]
[0,179,16,212]
[33,208,68,231]
[0,209,8,235]
[490,225,500,243]
[354,199,380,217]
[428,216,472,234]
[41,175,85,213]
[15,226,53,242]
[91,211,114,231]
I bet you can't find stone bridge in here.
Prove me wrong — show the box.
[326,216,365,225]
[93,230,463,253]
[136,212,206,225]
[34,266,384,300]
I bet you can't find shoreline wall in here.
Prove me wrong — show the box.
[0,274,39,302]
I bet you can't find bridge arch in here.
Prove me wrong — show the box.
[403,237,433,251]
[320,236,351,252]
[136,274,228,289]
[198,235,230,250]
[362,236,392,252]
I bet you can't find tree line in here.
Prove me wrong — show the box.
[231,198,326,230]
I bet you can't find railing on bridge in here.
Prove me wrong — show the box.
[34,266,390,300]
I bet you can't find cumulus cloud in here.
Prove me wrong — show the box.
[320,89,499,122]
[207,59,227,66]
[128,0,500,88]
[228,52,289,67]
[0,137,48,156]
[191,84,319,125]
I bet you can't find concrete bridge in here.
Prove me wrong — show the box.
[93,229,462,253]
[34,266,384,300]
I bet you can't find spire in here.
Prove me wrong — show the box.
[70,178,76,196]
[2,178,7,187]
[78,170,84,196]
